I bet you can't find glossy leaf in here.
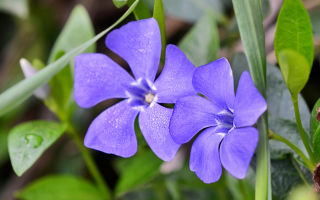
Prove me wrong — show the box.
[16,175,104,200]
[278,50,310,97]
[8,120,66,176]
[274,0,314,67]
[115,151,162,196]
[311,99,320,160]
[153,0,166,63]
[179,11,219,67]
[0,0,139,117]
[48,5,95,64]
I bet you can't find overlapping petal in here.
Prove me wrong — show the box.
[74,53,134,108]
[155,45,196,103]
[170,96,221,144]
[220,127,259,179]
[233,71,267,127]
[190,127,225,183]
[84,101,138,158]
[192,58,235,110]
[139,103,180,161]
[105,18,161,81]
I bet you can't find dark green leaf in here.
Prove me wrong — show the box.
[128,0,151,20]
[0,0,139,117]
[271,157,311,200]
[274,0,314,67]
[0,130,8,165]
[153,0,166,63]
[8,120,66,176]
[113,0,128,8]
[179,11,219,67]
[278,50,310,97]
[16,175,104,200]
[311,99,320,137]
[115,151,162,196]
[48,5,95,63]
[269,118,306,159]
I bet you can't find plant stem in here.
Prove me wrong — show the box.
[269,130,315,171]
[292,96,315,164]
[255,114,271,200]
[66,122,112,200]
[291,156,311,187]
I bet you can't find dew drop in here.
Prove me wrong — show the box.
[25,134,43,148]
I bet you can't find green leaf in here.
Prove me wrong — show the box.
[0,130,8,165]
[313,127,320,161]
[128,0,151,20]
[288,185,318,200]
[274,0,314,67]
[179,11,219,67]
[278,50,311,97]
[310,9,320,37]
[0,0,139,117]
[115,151,162,196]
[113,0,128,8]
[8,120,66,176]
[16,175,104,200]
[48,5,95,64]
[153,0,166,63]
[310,99,320,137]
[231,0,268,199]
[269,118,306,159]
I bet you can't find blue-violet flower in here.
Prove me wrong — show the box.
[169,58,267,183]
[74,18,196,161]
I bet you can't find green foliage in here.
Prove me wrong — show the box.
[0,130,8,165]
[311,99,320,160]
[8,120,66,176]
[143,0,225,23]
[115,151,162,196]
[128,0,151,20]
[310,10,320,37]
[179,11,219,67]
[48,5,95,64]
[287,185,318,200]
[0,1,139,117]
[274,0,314,67]
[153,0,166,63]
[16,175,104,200]
[113,0,128,8]
[278,50,310,97]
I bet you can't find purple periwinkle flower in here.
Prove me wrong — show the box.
[169,58,267,183]
[74,18,196,161]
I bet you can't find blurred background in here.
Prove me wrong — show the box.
[0,0,319,199]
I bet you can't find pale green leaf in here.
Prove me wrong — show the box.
[113,0,128,8]
[278,50,310,97]
[8,120,66,176]
[274,0,314,67]
[179,11,219,67]
[17,175,104,200]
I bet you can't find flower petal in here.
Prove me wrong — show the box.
[192,58,235,110]
[84,100,139,157]
[74,53,134,108]
[170,96,221,144]
[220,127,259,179]
[139,103,180,161]
[154,45,196,103]
[233,71,267,127]
[190,127,225,183]
[105,18,161,81]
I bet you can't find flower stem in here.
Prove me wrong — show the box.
[291,95,315,164]
[66,122,112,200]
[291,156,311,186]
[269,129,315,171]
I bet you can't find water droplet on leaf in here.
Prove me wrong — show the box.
[25,134,43,148]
